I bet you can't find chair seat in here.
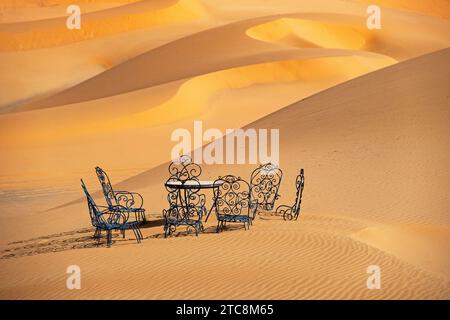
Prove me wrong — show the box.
[97,220,140,230]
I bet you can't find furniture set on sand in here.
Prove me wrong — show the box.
[81,155,305,246]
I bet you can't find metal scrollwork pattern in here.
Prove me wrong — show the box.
[276,169,305,221]
[250,163,283,210]
[167,154,202,183]
[95,166,146,223]
[95,167,116,207]
[213,175,257,232]
[81,179,143,247]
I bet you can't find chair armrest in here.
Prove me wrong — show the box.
[275,205,293,214]
[100,211,129,224]
[114,191,144,209]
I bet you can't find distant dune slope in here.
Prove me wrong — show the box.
[0,0,206,50]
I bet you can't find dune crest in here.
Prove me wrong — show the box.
[0,0,207,51]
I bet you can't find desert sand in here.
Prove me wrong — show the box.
[0,0,449,299]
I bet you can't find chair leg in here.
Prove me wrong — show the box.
[106,230,112,247]
[132,226,142,244]
[95,229,102,242]
[164,224,173,238]
[216,221,221,233]
[137,226,143,241]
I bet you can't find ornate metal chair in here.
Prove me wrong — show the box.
[250,163,283,210]
[163,155,206,237]
[81,179,143,247]
[213,175,258,232]
[95,167,146,223]
[275,169,305,221]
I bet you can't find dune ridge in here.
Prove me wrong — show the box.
[17,9,450,110]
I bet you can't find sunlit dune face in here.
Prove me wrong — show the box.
[0,54,395,147]
[0,0,142,23]
[0,0,206,51]
[247,18,368,50]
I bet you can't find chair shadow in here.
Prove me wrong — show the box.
[149,223,246,239]
[0,219,164,259]
[0,220,247,259]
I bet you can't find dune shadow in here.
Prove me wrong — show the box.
[1,220,249,259]
[149,224,246,239]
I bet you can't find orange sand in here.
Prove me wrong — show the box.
[0,0,449,299]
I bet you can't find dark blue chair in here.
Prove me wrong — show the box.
[81,179,143,247]
[213,175,258,232]
[95,167,146,223]
[250,163,283,211]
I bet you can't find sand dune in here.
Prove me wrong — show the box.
[0,0,206,50]
[1,48,449,299]
[1,0,448,110]
[1,216,449,299]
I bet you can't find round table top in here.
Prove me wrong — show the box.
[164,180,224,189]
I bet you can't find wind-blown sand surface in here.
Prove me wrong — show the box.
[0,0,449,299]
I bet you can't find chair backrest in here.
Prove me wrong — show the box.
[81,179,107,227]
[95,166,116,207]
[292,169,305,215]
[250,163,283,209]
[213,175,252,217]
[165,155,205,223]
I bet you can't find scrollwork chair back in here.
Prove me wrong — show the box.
[213,175,257,232]
[250,163,283,210]
[81,179,107,227]
[95,167,115,208]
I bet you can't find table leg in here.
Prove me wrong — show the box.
[205,202,215,222]
[205,187,218,222]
